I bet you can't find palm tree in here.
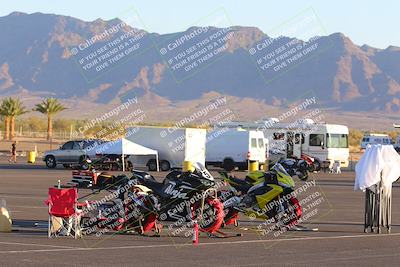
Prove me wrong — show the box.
[34,98,67,140]
[0,98,12,140]
[8,98,28,140]
[0,98,28,140]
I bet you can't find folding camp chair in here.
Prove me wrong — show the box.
[45,188,84,238]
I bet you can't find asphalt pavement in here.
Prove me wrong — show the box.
[1,158,400,266]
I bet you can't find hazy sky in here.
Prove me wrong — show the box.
[0,0,398,49]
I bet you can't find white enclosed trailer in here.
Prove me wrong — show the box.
[205,129,268,171]
[361,133,392,149]
[126,126,206,171]
[217,119,349,168]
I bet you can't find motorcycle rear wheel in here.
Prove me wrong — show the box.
[125,189,159,234]
[280,197,302,227]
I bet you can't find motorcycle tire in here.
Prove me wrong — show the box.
[223,208,239,227]
[125,190,159,234]
[282,197,302,226]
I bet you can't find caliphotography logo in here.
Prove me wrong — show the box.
[0,1,399,267]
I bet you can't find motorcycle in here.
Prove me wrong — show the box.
[280,157,310,180]
[71,159,130,190]
[219,159,307,228]
[129,163,225,235]
[72,158,158,235]
[297,153,321,173]
[79,178,161,236]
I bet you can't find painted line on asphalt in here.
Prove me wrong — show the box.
[0,195,45,200]
[1,232,400,254]
[0,241,75,249]
[9,205,47,209]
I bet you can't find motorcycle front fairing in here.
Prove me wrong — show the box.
[246,183,284,211]
[272,163,295,189]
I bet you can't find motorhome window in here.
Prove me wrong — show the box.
[258,138,264,148]
[251,138,257,148]
[309,134,324,146]
[273,133,285,140]
[326,134,348,148]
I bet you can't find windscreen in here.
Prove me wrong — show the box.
[192,162,214,181]
[272,163,290,176]
[326,134,348,148]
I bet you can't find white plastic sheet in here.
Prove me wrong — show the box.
[355,145,400,191]
[0,199,12,232]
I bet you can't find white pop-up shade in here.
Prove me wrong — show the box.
[94,138,159,171]
[355,144,400,191]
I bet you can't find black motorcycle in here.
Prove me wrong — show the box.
[130,163,224,235]
[79,177,160,236]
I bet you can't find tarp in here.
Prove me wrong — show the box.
[93,138,159,171]
[355,145,400,191]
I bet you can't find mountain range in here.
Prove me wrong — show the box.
[0,11,399,129]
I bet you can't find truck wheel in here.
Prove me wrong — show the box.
[147,159,157,171]
[222,158,235,172]
[160,160,170,171]
[45,156,57,168]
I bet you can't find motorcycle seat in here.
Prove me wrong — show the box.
[229,176,249,185]
[228,177,252,193]
[132,170,156,181]
[142,179,167,198]
[233,184,252,193]
[164,170,182,183]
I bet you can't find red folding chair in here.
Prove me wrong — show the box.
[45,188,83,238]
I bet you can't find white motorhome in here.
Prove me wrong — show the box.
[217,119,349,168]
[125,126,206,171]
[206,129,268,171]
[361,133,392,149]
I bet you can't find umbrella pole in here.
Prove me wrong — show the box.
[122,153,125,172]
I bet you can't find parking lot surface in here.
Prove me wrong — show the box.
[1,158,400,266]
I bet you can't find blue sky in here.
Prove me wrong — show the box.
[0,0,398,49]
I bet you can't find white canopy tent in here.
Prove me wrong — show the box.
[94,138,159,171]
[355,144,400,191]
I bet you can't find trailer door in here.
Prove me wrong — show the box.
[184,129,206,166]
[286,131,294,158]
[293,133,302,158]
